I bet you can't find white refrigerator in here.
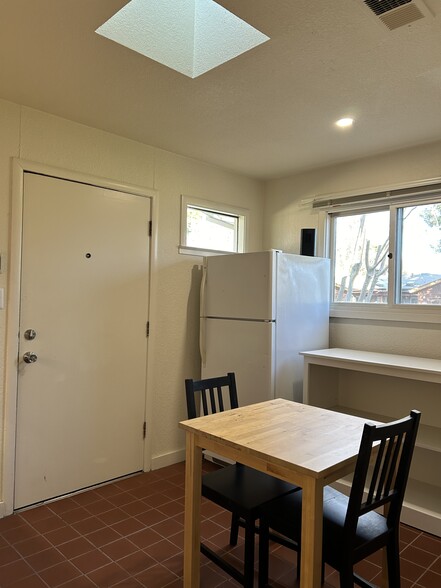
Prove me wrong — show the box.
[200,250,330,405]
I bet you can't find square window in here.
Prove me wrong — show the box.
[180,195,247,256]
[186,206,239,252]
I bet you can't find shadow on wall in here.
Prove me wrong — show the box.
[184,264,203,381]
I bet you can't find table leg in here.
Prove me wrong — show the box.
[183,432,202,588]
[300,477,323,588]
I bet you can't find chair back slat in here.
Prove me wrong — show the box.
[185,373,238,420]
[209,388,217,413]
[217,386,225,412]
[366,439,384,504]
[383,432,403,497]
[345,410,421,536]
[201,390,209,416]
[374,435,395,501]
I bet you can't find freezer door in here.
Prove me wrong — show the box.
[202,318,275,407]
[203,251,276,320]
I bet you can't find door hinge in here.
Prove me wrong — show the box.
[148,220,152,237]
[146,321,150,337]
[143,421,147,439]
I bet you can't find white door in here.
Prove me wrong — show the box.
[15,173,151,509]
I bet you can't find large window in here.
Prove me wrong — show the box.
[320,183,441,321]
[180,195,247,255]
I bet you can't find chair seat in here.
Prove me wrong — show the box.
[323,487,390,568]
[202,464,296,517]
[262,486,389,560]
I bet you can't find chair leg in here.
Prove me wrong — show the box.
[258,518,269,588]
[339,565,354,588]
[230,512,240,546]
[243,516,256,588]
[386,532,401,588]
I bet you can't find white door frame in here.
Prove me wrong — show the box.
[2,158,158,516]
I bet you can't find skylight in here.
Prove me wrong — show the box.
[96,0,270,78]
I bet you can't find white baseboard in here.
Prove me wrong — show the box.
[149,448,234,472]
[151,449,185,471]
[203,450,234,466]
[0,501,6,519]
[401,503,441,538]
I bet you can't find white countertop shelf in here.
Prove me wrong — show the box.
[301,348,441,384]
[302,348,441,536]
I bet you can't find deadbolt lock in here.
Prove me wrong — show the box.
[24,329,37,340]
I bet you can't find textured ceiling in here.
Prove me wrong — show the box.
[1,0,441,179]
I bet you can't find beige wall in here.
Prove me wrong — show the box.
[2,94,440,510]
[264,140,441,360]
[0,99,265,503]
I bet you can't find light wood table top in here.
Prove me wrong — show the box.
[180,399,378,588]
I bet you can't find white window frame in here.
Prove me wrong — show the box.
[316,179,441,324]
[179,194,248,257]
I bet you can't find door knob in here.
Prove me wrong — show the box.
[23,352,38,364]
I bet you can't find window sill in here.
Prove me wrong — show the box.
[178,245,238,257]
[330,303,441,324]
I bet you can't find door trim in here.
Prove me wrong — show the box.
[3,158,158,515]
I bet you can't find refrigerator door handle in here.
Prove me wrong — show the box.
[200,265,207,366]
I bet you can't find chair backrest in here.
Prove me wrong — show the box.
[345,409,421,536]
[185,373,239,419]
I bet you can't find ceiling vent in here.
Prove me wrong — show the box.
[363,0,433,30]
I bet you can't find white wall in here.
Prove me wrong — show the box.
[264,140,441,360]
[0,99,265,501]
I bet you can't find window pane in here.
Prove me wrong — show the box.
[333,210,390,303]
[399,202,441,305]
[186,206,238,252]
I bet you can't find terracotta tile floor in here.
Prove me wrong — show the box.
[0,461,440,587]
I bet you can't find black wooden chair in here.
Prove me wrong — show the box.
[185,373,299,588]
[258,409,421,588]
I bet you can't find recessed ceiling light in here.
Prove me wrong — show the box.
[335,117,354,128]
[96,0,270,78]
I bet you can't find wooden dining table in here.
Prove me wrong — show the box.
[179,398,379,588]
